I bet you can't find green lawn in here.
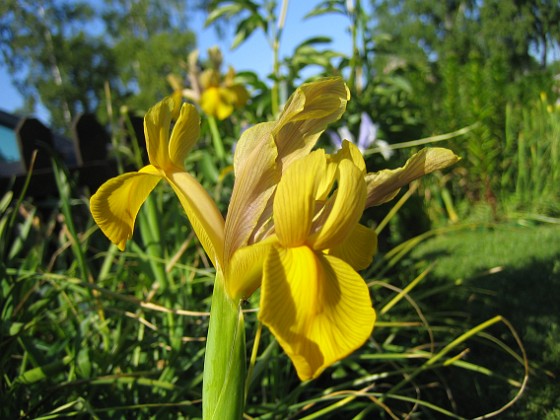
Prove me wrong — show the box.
[410,223,560,418]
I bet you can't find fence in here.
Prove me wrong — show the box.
[0,110,143,198]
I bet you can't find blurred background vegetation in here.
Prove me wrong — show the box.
[1,0,559,418]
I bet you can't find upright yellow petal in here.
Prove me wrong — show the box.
[225,78,350,261]
[274,77,350,172]
[225,123,278,260]
[274,150,326,247]
[309,159,366,250]
[90,167,161,250]
[144,97,175,169]
[168,103,200,169]
[166,171,225,269]
[331,140,366,174]
[259,246,375,381]
[366,147,460,207]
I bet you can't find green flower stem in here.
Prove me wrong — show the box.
[203,270,246,419]
[207,115,226,162]
[138,195,168,291]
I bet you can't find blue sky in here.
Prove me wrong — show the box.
[0,2,354,123]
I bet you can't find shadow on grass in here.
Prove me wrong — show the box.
[410,224,560,418]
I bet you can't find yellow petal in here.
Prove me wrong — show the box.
[166,171,225,269]
[274,77,350,172]
[331,140,366,174]
[327,224,377,271]
[274,150,326,247]
[225,122,278,260]
[366,147,460,207]
[259,246,375,381]
[200,87,220,117]
[168,103,200,169]
[201,87,235,120]
[310,159,366,250]
[233,122,277,177]
[144,97,175,169]
[225,78,350,259]
[225,238,275,300]
[90,167,161,250]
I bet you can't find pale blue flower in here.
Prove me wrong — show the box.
[328,112,394,160]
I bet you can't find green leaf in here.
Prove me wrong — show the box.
[304,1,346,19]
[231,14,267,50]
[15,355,73,385]
[205,4,246,27]
[294,36,333,50]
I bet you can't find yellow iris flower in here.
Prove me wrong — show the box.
[90,93,225,268]
[255,144,377,380]
[90,77,459,382]
[200,67,249,120]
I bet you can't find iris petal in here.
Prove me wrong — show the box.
[327,224,377,271]
[310,159,366,250]
[168,103,200,169]
[275,77,350,172]
[144,97,174,168]
[90,167,161,251]
[331,140,366,174]
[225,123,278,260]
[274,150,326,247]
[226,238,275,299]
[366,147,460,207]
[259,246,375,381]
[166,171,226,269]
[201,87,235,120]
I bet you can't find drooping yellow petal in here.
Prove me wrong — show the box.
[310,159,366,251]
[90,167,161,251]
[327,224,377,271]
[274,77,350,172]
[144,97,175,169]
[366,147,460,207]
[259,246,375,381]
[166,171,225,269]
[225,123,278,260]
[225,238,275,300]
[168,102,200,169]
[274,150,326,247]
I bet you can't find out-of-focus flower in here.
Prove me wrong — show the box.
[168,46,249,120]
[328,112,394,160]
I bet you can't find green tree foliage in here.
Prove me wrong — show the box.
[0,0,198,130]
[369,0,560,201]
[0,0,110,129]
[101,0,196,112]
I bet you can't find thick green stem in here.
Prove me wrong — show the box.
[203,271,246,419]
